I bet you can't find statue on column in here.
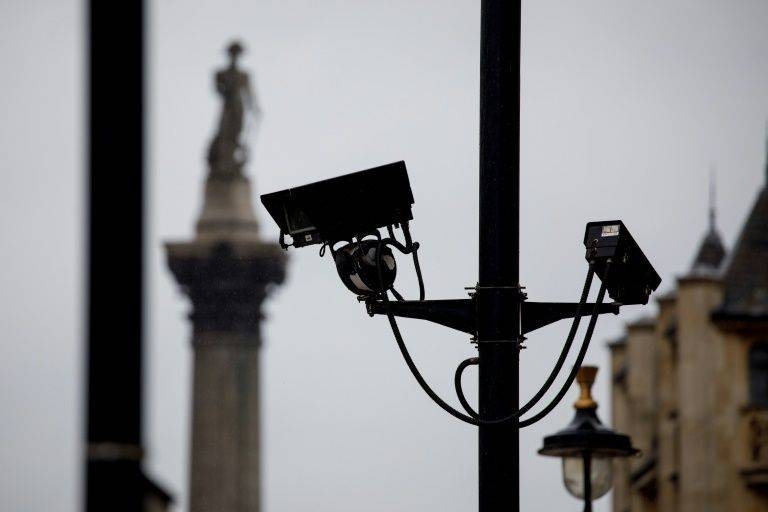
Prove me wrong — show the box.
[207,41,260,179]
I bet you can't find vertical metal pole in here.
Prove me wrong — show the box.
[583,453,592,512]
[478,1,521,512]
[86,1,145,510]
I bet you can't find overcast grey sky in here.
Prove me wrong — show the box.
[2,0,768,511]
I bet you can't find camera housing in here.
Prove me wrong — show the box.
[260,161,414,248]
[583,220,661,305]
[334,240,397,296]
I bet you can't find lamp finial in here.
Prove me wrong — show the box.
[574,365,598,410]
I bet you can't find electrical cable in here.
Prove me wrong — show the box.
[376,237,490,425]
[390,287,405,301]
[411,246,425,301]
[453,267,596,418]
[374,227,611,426]
[400,223,424,300]
[372,222,424,301]
[375,237,607,426]
[455,357,480,418]
[517,261,611,428]
[515,266,594,416]
[381,237,409,254]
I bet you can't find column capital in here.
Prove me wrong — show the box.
[167,240,286,335]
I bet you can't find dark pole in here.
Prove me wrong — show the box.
[86,1,145,510]
[477,1,521,512]
[583,453,593,512]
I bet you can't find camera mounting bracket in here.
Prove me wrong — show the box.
[365,298,620,336]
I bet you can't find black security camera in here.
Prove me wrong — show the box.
[583,220,661,305]
[260,161,414,249]
[261,161,421,299]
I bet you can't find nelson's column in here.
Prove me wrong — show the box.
[166,42,286,512]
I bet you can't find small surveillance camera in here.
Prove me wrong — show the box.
[260,161,414,248]
[583,220,661,305]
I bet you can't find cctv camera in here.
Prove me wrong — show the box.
[583,220,661,305]
[261,161,421,298]
[260,161,414,248]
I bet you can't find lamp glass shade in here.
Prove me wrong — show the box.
[562,455,612,500]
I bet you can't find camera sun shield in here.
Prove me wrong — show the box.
[583,220,661,305]
[260,161,415,248]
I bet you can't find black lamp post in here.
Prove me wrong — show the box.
[539,366,638,512]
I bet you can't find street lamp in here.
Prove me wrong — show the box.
[538,366,638,512]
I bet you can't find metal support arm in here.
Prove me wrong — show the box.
[366,299,475,335]
[522,301,620,334]
[365,298,620,336]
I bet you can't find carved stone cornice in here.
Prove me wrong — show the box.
[167,240,286,335]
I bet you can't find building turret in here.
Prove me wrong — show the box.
[715,137,768,320]
[690,172,726,274]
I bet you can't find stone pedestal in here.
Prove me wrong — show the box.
[196,176,260,243]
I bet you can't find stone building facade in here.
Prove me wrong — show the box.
[609,152,768,512]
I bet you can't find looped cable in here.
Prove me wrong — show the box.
[455,358,480,418]
[514,265,595,418]
[517,261,612,428]
[453,265,599,422]
[376,238,485,425]
[378,222,426,301]
[375,236,610,426]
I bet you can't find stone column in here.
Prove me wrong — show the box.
[168,239,284,512]
[166,42,286,512]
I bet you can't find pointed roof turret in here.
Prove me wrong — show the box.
[715,134,768,319]
[690,169,726,274]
